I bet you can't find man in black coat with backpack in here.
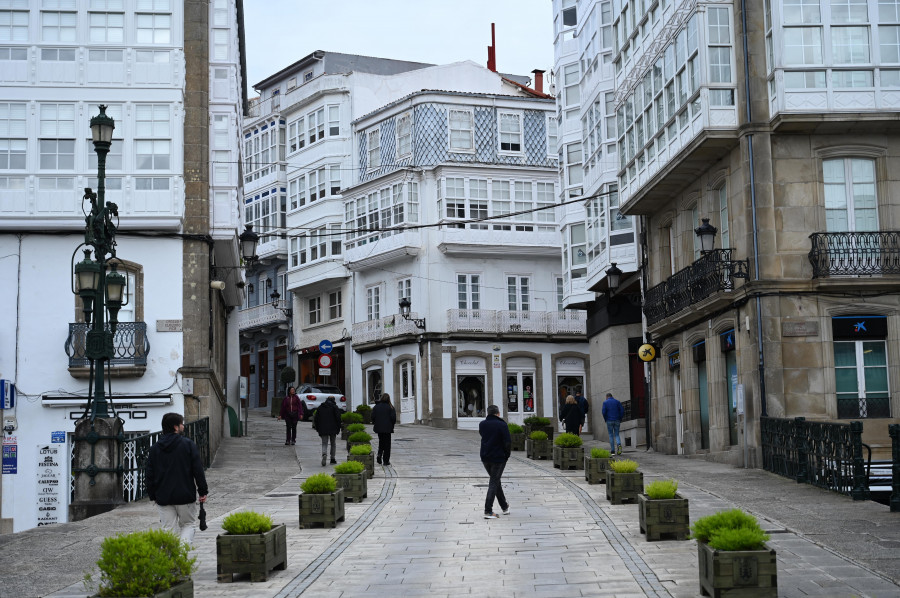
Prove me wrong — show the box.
[479,404,511,519]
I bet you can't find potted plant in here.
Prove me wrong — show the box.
[88,529,195,597]
[638,479,689,541]
[347,430,373,453]
[216,511,287,583]
[346,423,366,435]
[523,416,554,441]
[348,443,375,478]
[552,433,584,470]
[298,473,345,529]
[691,509,777,597]
[584,447,611,484]
[341,411,363,439]
[355,403,373,424]
[605,458,643,504]
[525,430,551,460]
[508,423,525,451]
[333,460,367,502]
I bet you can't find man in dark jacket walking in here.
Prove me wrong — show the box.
[575,390,589,434]
[479,404,511,519]
[146,412,208,544]
[313,396,341,466]
[372,392,397,466]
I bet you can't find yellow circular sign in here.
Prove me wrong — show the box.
[638,344,656,362]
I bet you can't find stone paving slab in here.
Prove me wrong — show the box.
[0,409,895,598]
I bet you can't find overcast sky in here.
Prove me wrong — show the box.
[242,0,555,91]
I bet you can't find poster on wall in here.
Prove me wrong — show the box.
[36,444,63,526]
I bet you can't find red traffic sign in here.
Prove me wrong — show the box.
[318,354,333,368]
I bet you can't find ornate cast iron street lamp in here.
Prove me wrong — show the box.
[694,218,718,254]
[605,262,623,291]
[71,105,127,421]
[270,289,293,317]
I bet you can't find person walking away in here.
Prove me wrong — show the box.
[146,412,208,544]
[278,386,305,445]
[601,392,625,455]
[479,404,511,519]
[372,392,397,465]
[559,394,584,436]
[313,395,341,466]
[575,390,589,434]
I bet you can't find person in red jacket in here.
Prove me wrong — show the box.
[278,386,305,445]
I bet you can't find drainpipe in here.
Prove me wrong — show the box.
[741,1,767,417]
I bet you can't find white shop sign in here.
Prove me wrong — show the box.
[455,357,485,373]
[556,357,584,373]
[36,444,63,527]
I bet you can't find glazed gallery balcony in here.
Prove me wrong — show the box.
[238,303,290,331]
[447,309,586,336]
[643,249,750,327]
[809,231,900,279]
[65,322,150,377]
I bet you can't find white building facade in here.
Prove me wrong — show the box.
[0,0,246,532]
[344,67,590,430]
[553,0,646,444]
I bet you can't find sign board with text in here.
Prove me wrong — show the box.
[36,444,63,526]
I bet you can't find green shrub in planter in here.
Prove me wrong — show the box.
[645,479,678,500]
[348,431,372,443]
[349,443,372,455]
[590,448,611,458]
[333,460,365,474]
[524,416,551,426]
[690,509,768,546]
[341,412,363,424]
[553,433,583,447]
[221,511,273,535]
[529,431,548,441]
[355,404,372,416]
[608,458,639,473]
[346,423,366,434]
[508,423,524,434]
[94,529,196,597]
[301,473,337,494]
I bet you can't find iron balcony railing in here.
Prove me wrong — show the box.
[120,417,210,502]
[65,322,150,368]
[644,249,750,326]
[809,231,900,278]
[761,416,870,500]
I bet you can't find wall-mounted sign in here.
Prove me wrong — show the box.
[2,444,16,474]
[36,444,62,526]
[51,431,65,443]
[638,344,657,362]
[156,319,183,332]
[319,368,331,376]
[832,315,886,340]
[668,351,680,371]
[720,329,736,352]
[782,320,819,337]
[318,354,333,368]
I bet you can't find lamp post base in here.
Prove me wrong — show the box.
[69,416,124,522]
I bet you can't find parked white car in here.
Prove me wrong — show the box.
[297,383,347,420]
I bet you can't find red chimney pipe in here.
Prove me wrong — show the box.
[532,69,545,94]
[487,23,497,72]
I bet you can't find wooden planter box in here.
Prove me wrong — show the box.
[638,493,689,540]
[340,423,350,440]
[697,541,778,597]
[299,488,345,528]
[524,423,554,442]
[510,432,525,451]
[525,438,551,460]
[216,523,288,582]
[334,471,368,502]
[348,453,375,478]
[552,446,584,470]
[606,470,643,504]
[584,456,609,484]
[93,579,193,598]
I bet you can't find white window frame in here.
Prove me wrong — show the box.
[457,273,481,310]
[396,112,412,158]
[448,108,475,153]
[328,289,342,320]
[367,127,381,171]
[366,285,381,321]
[498,111,523,155]
[823,156,879,231]
[506,275,531,311]
[308,296,321,326]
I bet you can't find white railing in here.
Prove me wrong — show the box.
[237,303,287,329]
[351,314,422,343]
[446,309,586,335]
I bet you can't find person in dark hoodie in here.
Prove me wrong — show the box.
[146,412,208,544]
[313,395,342,466]
[372,392,397,465]
[479,404,511,519]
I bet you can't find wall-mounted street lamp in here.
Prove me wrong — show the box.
[605,262,623,291]
[399,297,426,330]
[694,218,718,254]
[270,289,293,318]
[239,224,259,265]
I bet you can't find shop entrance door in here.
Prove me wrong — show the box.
[556,375,584,431]
[505,371,535,425]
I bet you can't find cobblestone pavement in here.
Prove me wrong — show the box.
[0,408,895,597]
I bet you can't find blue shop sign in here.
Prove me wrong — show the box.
[51,431,66,443]
[2,444,16,474]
